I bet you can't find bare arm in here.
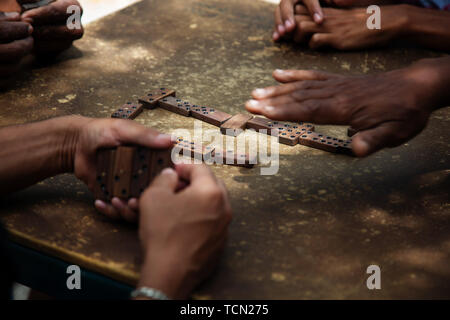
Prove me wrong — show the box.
[0,116,77,193]
[403,5,450,51]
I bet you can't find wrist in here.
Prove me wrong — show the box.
[138,248,192,300]
[56,115,87,173]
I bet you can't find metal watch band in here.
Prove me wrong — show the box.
[130,287,171,300]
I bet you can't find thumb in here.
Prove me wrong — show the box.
[351,123,397,157]
[304,0,324,24]
[149,167,179,192]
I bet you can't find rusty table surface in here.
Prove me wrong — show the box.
[0,0,449,299]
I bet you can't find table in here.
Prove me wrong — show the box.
[1,0,449,299]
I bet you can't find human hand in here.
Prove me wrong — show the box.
[273,0,324,42]
[20,0,83,56]
[137,164,232,299]
[245,64,442,156]
[0,11,33,78]
[68,117,173,222]
[291,5,407,49]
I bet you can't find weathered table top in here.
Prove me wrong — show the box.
[1,0,449,299]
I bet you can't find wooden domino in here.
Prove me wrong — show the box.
[94,146,174,201]
[159,96,192,117]
[213,149,256,168]
[220,114,253,136]
[347,127,358,137]
[148,148,175,181]
[129,147,152,198]
[111,146,135,198]
[20,0,54,11]
[337,138,354,156]
[298,131,348,153]
[247,117,314,135]
[93,148,116,201]
[190,105,232,127]
[138,88,175,109]
[173,138,215,160]
[111,102,143,119]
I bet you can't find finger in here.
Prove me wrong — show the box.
[33,39,73,55]
[149,167,179,192]
[252,79,326,99]
[272,69,336,83]
[111,197,138,223]
[21,0,82,25]
[246,95,296,114]
[0,21,32,42]
[303,0,324,23]
[32,24,83,40]
[0,12,21,22]
[291,15,310,43]
[0,36,33,62]
[298,20,322,34]
[273,7,282,41]
[176,163,217,188]
[111,119,173,149]
[249,98,349,124]
[309,33,334,49]
[279,0,297,32]
[294,4,309,15]
[128,198,139,211]
[351,122,399,157]
[94,200,121,220]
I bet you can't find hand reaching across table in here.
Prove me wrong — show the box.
[246,57,450,157]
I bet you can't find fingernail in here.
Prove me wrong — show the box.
[155,133,172,144]
[247,99,261,108]
[285,19,294,29]
[111,197,125,209]
[253,88,267,98]
[272,31,279,40]
[4,12,19,18]
[95,200,106,209]
[274,69,285,74]
[161,167,175,175]
[265,106,275,113]
[277,25,285,34]
[28,25,33,34]
[313,13,322,23]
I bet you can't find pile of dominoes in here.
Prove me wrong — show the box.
[95,88,354,201]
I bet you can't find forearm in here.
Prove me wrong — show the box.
[0,116,80,194]
[401,5,450,51]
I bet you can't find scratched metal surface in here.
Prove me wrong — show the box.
[0,0,449,298]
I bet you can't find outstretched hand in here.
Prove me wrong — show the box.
[246,65,440,157]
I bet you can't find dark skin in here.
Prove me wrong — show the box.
[0,0,83,79]
[0,11,33,78]
[246,57,450,157]
[20,0,84,55]
[0,116,232,299]
[290,4,450,51]
[273,0,398,41]
[274,2,450,51]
